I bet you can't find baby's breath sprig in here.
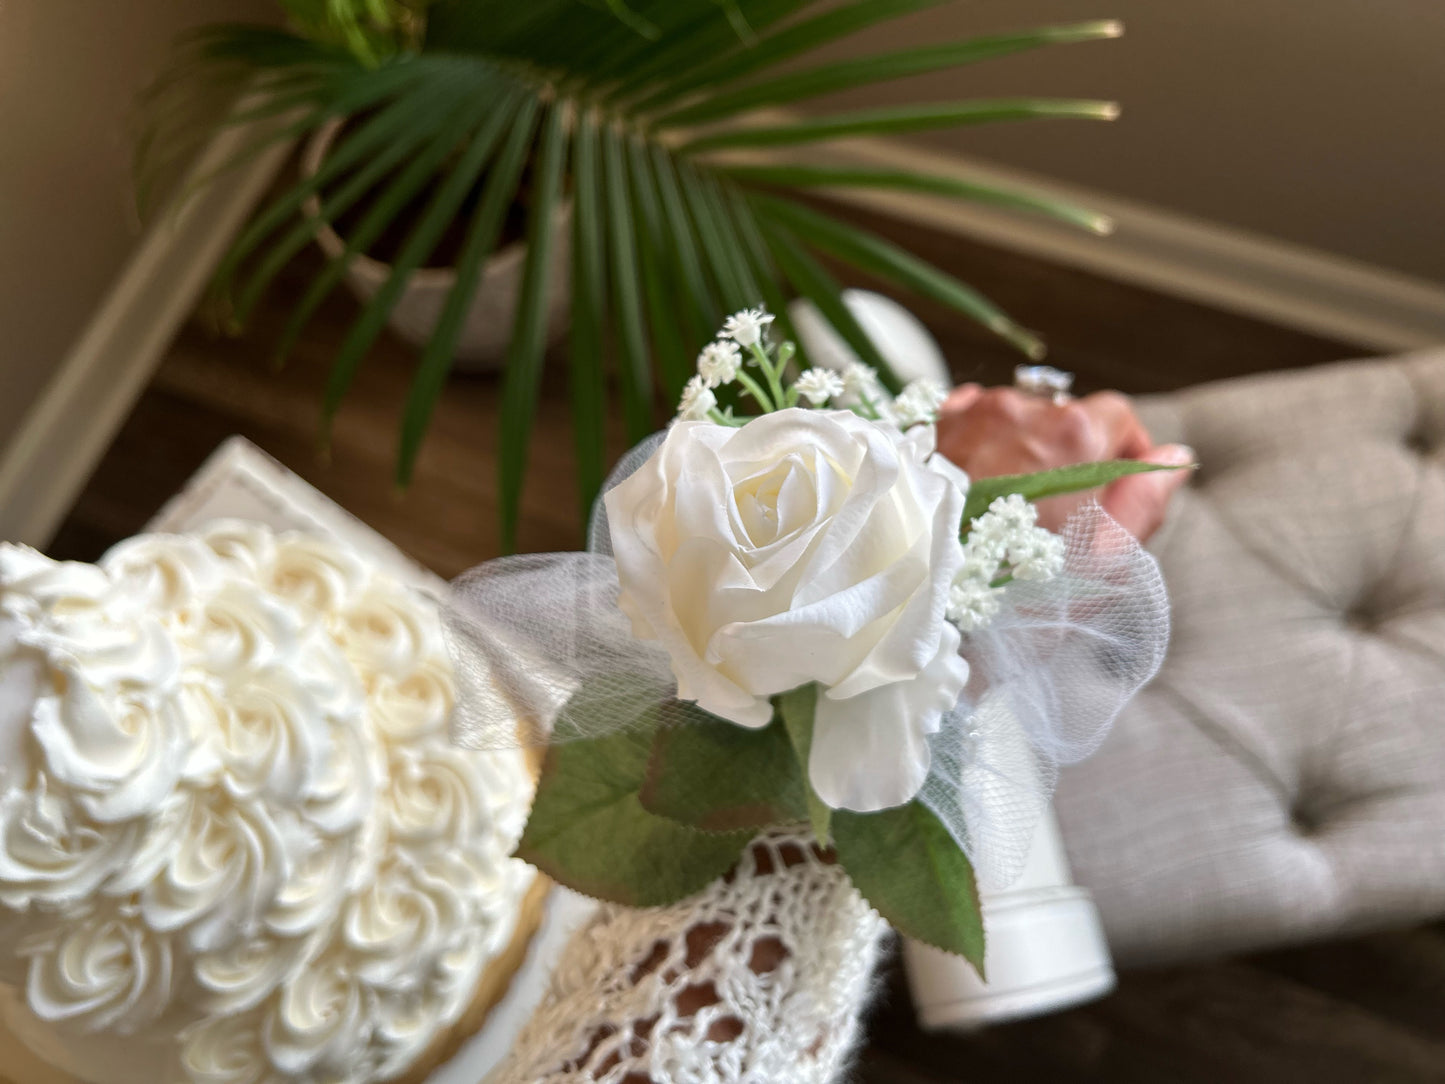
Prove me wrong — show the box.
[946,494,1065,631]
[675,306,950,432]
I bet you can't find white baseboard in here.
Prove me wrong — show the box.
[808,136,1445,353]
[0,125,290,549]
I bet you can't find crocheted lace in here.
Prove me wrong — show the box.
[493,829,889,1084]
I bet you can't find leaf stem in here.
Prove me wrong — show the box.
[733,368,775,412]
[751,342,788,410]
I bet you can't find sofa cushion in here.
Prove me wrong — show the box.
[1057,352,1445,967]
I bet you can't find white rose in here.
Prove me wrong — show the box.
[266,534,368,619]
[604,409,971,812]
[262,952,371,1077]
[199,520,280,579]
[0,544,111,622]
[0,779,141,909]
[194,584,301,680]
[336,583,438,681]
[300,717,379,837]
[341,857,468,991]
[22,907,175,1034]
[194,930,317,1015]
[265,833,358,939]
[141,797,288,955]
[181,1011,270,1084]
[383,745,484,852]
[100,534,226,625]
[368,660,454,743]
[218,667,333,804]
[30,664,189,824]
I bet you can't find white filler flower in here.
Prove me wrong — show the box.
[676,375,717,421]
[605,409,971,812]
[890,379,948,428]
[721,307,775,348]
[696,341,742,387]
[793,368,845,406]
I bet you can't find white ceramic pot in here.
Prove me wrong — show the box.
[788,289,952,389]
[300,121,571,372]
[903,806,1116,1029]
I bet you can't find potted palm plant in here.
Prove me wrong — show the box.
[144,0,1119,549]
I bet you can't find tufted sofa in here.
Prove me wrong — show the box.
[1057,351,1445,967]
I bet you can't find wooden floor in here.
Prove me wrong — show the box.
[50,205,1445,1082]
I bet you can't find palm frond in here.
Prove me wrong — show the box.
[498,103,570,553]
[179,1,1122,549]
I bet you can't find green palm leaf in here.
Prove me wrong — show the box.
[399,100,541,486]
[660,21,1122,127]
[165,0,1122,549]
[564,113,609,527]
[498,103,570,553]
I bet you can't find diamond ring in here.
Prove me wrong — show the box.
[1013,364,1075,404]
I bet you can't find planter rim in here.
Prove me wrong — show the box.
[299,117,531,287]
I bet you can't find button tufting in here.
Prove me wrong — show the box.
[1056,353,1445,968]
[1405,430,1434,457]
[1288,806,1319,837]
[1344,607,1377,633]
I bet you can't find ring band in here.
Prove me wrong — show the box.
[1014,364,1075,405]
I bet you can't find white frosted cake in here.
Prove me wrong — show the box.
[0,523,542,1084]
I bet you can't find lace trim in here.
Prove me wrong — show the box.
[493,830,889,1083]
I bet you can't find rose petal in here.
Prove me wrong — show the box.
[809,631,969,812]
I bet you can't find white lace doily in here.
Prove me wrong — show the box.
[492,829,889,1084]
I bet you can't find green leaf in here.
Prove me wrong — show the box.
[834,801,985,972]
[167,6,1131,553]
[661,21,1123,127]
[566,112,609,526]
[216,81,446,305]
[721,163,1113,236]
[627,136,695,396]
[397,97,541,486]
[641,709,808,833]
[752,193,1044,359]
[633,0,945,114]
[714,180,795,350]
[499,101,571,554]
[682,98,1119,154]
[678,161,757,310]
[602,126,656,444]
[760,222,900,393]
[645,143,719,325]
[518,710,751,906]
[777,684,832,847]
[604,1,805,100]
[272,99,483,371]
[962,460,1191,527]
[228,97,445,328]
[601,0,660,39]
[324,94,519,429]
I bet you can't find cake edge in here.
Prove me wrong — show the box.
[389,870,552,1084]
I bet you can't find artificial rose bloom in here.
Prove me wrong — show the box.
[605,409,971,811]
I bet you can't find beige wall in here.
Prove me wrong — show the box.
[0,0,273,450]
[809,0,1445,283]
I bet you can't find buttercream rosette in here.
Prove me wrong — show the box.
[0,525,535,1084]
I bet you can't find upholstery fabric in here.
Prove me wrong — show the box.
[1058,351,1445,967]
